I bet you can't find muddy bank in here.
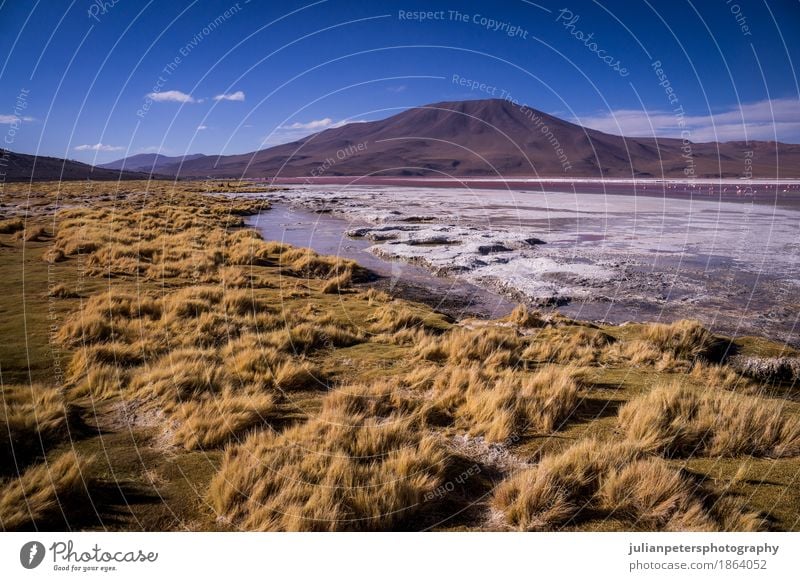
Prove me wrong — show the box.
[245,204,516,320]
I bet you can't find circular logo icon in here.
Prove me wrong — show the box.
[20,541,46,569]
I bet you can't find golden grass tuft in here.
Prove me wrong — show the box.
[170,389,278,450]
[0,217,25,234]
[507,304,546,328]
[0,384,76,473]
[208,409,451,531]
[0,451,91,531]
[418,364,581,441]
[492,438,764,531]
[619,383,800,458]
[640,319,716,360]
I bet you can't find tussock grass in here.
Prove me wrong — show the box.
[274,359,326,391]
[640,320,716,360]
[170,389,277,450]
[418,364,581,441]
[416,326,521,368]
[619,383,800,458]
[208,409,452,531]
[507,304,546,328]
[492,438,764,531]
[1,384,76,473]
[0,451,91,531]
[523,328,615,365]
[0,218,25,234]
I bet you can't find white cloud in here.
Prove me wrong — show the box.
[213,91,245,102]
[197,125,208,130]
[260,117,366,146]
[577,98,800,143]
[0,114,35,124]
[74,143,124,152]
[146,90,195,103]
[286,117,336,130]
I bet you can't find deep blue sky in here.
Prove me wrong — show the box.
[1,0,799,163]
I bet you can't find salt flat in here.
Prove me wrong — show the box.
[258,185,800,344]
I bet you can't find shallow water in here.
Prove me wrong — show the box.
[245,186,800,345]
[245,204,516,320]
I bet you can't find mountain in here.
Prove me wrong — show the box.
[163,99,800,179]
[0,149,152,182]
[98,153,206,172]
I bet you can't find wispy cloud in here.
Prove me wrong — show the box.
[0,114,35,124]
[286,117,337,130]
[386,85,407,93]
[74,143,124,152]
[146,90,196,103]
[577,98,800,143]
[197,124,208,130]
[261,117,366,146]
[213,90,245,102]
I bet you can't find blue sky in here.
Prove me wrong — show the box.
[1,0,799,163]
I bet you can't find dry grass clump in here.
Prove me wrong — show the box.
[322,381,420,419]
[0,217,25,233]
[0,451,91,531]
[273,359,327,391]
[640,320,716,360]
[169,389,278,450]
[128,349,227,403]
[0,384,76,473]
[47,283,79,298]
[492,439,641,530]
[689,361,750,392]
[416,326,521,368]
[603,320,718,371]
[280,247,366,283]
[597,457,763,531]
[507,304,547,328]
[368,303,428,333]
[491,438,764,531]
[418,364,581,441]
[522,328,615,366]
[619,383,800,458]
[208,409,451,531]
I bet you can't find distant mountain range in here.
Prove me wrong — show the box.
[97,153,206,173]
[1,149,150,182]
[7,99,800,181]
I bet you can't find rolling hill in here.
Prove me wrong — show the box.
[98,153,206,173]
[160,99,800,179]
[0,149,152,182]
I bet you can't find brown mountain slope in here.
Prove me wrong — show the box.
[0,149,151,182]
[165,99,800,179]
